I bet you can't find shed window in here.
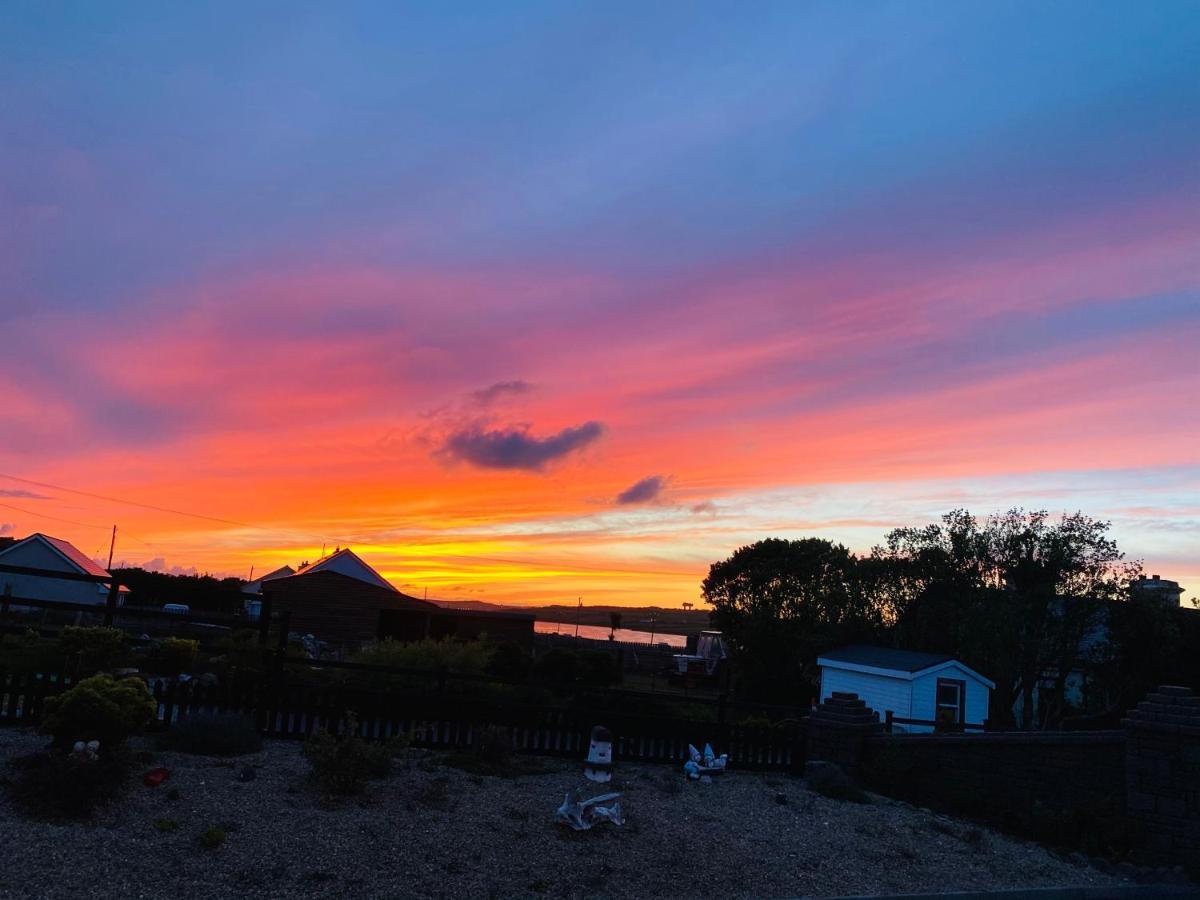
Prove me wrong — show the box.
[935,678,966,727]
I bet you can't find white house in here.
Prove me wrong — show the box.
[0,532,120,606]
[817,645,994,732]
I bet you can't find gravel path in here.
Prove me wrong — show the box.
[0,728,1128,899]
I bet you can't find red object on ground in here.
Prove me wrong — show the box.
[143,767,170,788]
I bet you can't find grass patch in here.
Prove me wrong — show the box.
[154,818,180,832]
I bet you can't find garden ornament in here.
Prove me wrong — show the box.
[584,725,613,783]
[554,789,624,830]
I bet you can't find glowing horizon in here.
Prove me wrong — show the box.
[2,3,1198,606]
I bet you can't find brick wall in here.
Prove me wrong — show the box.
[1123,685,1200,872]
[811,686,1200,869]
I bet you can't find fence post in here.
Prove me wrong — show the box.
[258,594,273,646]
[885,710,894,733]
[104,580,120,627]
[2,583,10,617]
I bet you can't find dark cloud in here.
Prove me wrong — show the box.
[616,475,668,505]
[690,501,717,514]
[471,380,532,405]
[440,421,604,471]
[0,523,14,536]
[0,488,52,500]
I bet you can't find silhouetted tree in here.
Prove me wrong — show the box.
[702,538,883,703]
[872,509,1140,728]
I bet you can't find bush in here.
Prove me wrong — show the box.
[8,749,130,819]
[158,712,261,757]
[806,762,870,804]
[487,641,532,681]
[41,674,157,750]
[475,724,513,768]
[58,626,130,674]
[0,629,65,673]
[143,638,199,676]
[303,712,397,794]
[533,648,618,688]
[198,826,227,849]
[353,638,492,675]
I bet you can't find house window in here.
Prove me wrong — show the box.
[935,678,966,727]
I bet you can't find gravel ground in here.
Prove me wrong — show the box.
[0,728,1131,900]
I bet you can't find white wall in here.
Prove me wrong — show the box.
[911,664,990,727]
[0,541,107,606]
[820,667,912,721]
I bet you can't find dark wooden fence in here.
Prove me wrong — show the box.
[0,659,806,771]
[884,711,987,733]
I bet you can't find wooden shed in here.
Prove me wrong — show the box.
[817,645,993,733]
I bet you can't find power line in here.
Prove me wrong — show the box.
[0,501,156,549]
[0,500,110,532]
[0,473,698,580]
[0,472,348,546]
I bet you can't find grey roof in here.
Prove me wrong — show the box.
[818,644,956,673]
[0,533,111,579]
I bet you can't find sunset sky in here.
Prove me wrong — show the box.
[2,3,1197,607]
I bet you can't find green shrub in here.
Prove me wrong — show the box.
[533,648,578,684]
[476,724,513,768]
[8,749,130,820]
[58,627,130,674]
[158,712,261,757]
[143,638,199,676]
[155,818,180,832]
[0,629,65,673]
[41,674,156,750]
[197,826,227,849]
[303,712,397,794]
[533,648,618,688]
[353,637,492,675]
[487,641,532,681]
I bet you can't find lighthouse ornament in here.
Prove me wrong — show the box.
[584,725,614,783]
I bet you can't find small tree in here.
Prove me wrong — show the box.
[608,611,622,640]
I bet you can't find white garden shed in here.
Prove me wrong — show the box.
[817,645,994,733]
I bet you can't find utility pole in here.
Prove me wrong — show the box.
[106,525,117,570]
[574,596,582,640]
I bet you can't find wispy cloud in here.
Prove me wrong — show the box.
[0,488,51,500]
[0,523,14,536]
[439,421,604,471]
[471,380,532,405]
[616,475,669,505]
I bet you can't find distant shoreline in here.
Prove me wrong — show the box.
[435,599,712,637]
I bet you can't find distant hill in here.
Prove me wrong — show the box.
[434,599,712,635]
